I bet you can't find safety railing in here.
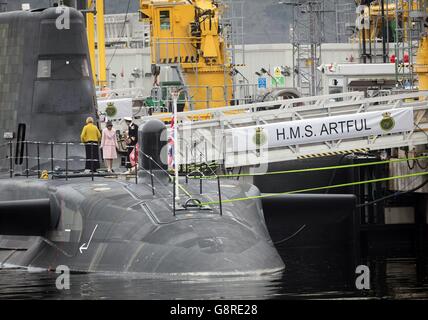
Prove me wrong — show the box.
[0,141,101,181]
[151,37,247,110]
[0,140,224,217]
[174,140,224,216]
[97,87,147,100]
[162,90,428,168]
[145,91,366,122]
[149,83,266,111]
[152,37,201,66]
[98,82,297,113]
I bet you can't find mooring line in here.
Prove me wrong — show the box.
[187,156,428,180]
[200,171,428,206]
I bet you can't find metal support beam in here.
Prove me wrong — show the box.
[86,0,96,84]
[96,0,107,87]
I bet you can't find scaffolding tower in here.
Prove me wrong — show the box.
[288,0,334,96]
[393,0,427,89]
[345,1,427,89]
[220,0,247,102]
[0,1,7,12]
[103,13,151,49]
[221,0,245,68]
[335,1,357,43]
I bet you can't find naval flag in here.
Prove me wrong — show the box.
[168,117,175,170]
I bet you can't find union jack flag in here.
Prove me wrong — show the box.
[168,117,175,170]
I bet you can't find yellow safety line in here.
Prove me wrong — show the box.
[189,156,428,180]
[200,171,428,206]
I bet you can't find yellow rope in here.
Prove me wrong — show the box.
[201,171,428,206]
[188,156,428,180]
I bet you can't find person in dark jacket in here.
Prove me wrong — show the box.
[124,117,139,173]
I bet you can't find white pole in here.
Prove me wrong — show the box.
[173,92,180,201]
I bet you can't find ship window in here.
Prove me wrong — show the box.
[37,60,51,78]
[160,11,170,30]
[81,58,90,77]
[37,56,90,80]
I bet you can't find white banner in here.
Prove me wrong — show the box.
[227,108,414,152]
[97,98,133,123]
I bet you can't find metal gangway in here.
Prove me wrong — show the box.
[145,91,428,168]
[97,87,146,100]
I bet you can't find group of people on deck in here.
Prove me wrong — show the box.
[80,117,138,174]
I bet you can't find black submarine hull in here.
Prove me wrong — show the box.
[0,177,285,276]
[0,7,286,277]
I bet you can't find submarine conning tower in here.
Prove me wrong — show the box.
[139,119,168,172]
[0,6,97,173]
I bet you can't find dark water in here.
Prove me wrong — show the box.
[1,246,427,300]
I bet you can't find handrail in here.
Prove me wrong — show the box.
[97,87,146,99]
[144,91,366,121]
[145,91,428,124]
[0,140,224,217]
[0,141,102,181]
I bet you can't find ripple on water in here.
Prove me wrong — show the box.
[0,253,427,299]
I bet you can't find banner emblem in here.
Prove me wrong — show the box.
[253,127,268,147]
[105,102,117,117]
[380,112,395,132]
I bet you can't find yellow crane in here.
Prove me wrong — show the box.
[85,0,427,96]
[140,0,234,111]
[86,0,107,87]
[357,0,427,43]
